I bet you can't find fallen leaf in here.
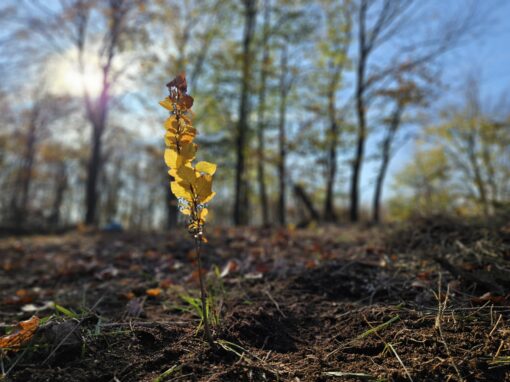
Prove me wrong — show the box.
[220,260,239,278]
[146,288,162,297]
[471,292,508,305]
[0,316,40,351]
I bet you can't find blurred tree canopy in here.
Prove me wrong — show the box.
[0,0,506,230]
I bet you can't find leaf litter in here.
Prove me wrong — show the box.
[0,219,509,381]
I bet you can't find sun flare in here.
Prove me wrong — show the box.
[48,51,103,98]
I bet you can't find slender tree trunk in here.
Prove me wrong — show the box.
[234,0,257,226]
[277,44,288,226]
[49,162,68,226]
[256,0,270,226]
[324,80,340,222]
[16,114,38,224]
[372,104,402,223]
[294,184,320,223]
[350,0,367,223]
[85,122,104,225]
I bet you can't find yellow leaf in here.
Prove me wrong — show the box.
[180,114,192,126]
[201,191,216,204]
[176,165,197,185]
[159,97,174,111]
[165,144,196,169]
[196,161,217,175]
[171,181,193,202]
[199,208,208,222]
[164,115,178,132]
[195,174,214,203]
[168,168,178,178]
[180,142,197,162]
[164,148,179,168]
[180,127,197,143]
[181,208,192,215]
[164,132,179,147]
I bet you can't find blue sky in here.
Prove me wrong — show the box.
[370,0,510,205]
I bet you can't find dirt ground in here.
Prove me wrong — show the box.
[1,218,510,381]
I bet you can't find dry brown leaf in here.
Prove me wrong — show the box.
[166,72,187,94]
[0,316,40,351]
[471,292,508,305]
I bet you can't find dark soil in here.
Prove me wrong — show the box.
[1,221,510,381]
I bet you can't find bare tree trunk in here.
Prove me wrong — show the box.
[17,113,38,224]
[49,162,68,226]
[350,0,368,223]
[324,130,338,221]
[85,120,105,224]
[12,103,41,225]
[277,44,288,226]
[372,104,402,223]
[294,184,320,223]
[234,0,257,226]
[256,0,270,226]
[324,80,340,222]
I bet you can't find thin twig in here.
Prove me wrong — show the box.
[489,314,502,337]
[387,343,414,382]
[264,289,286,318]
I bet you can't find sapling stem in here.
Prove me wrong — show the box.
[194,238,214,347]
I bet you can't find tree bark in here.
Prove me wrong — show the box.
[256,0,270,226]
[350,0,368,223]
[49,162,68,226]
[16,109,39,225]
[324,74,341,222]
[234,0,257,226]
[85,121,105,224]
[372,104,402,223]
[294,184,320,224]
[277,44,288,226]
